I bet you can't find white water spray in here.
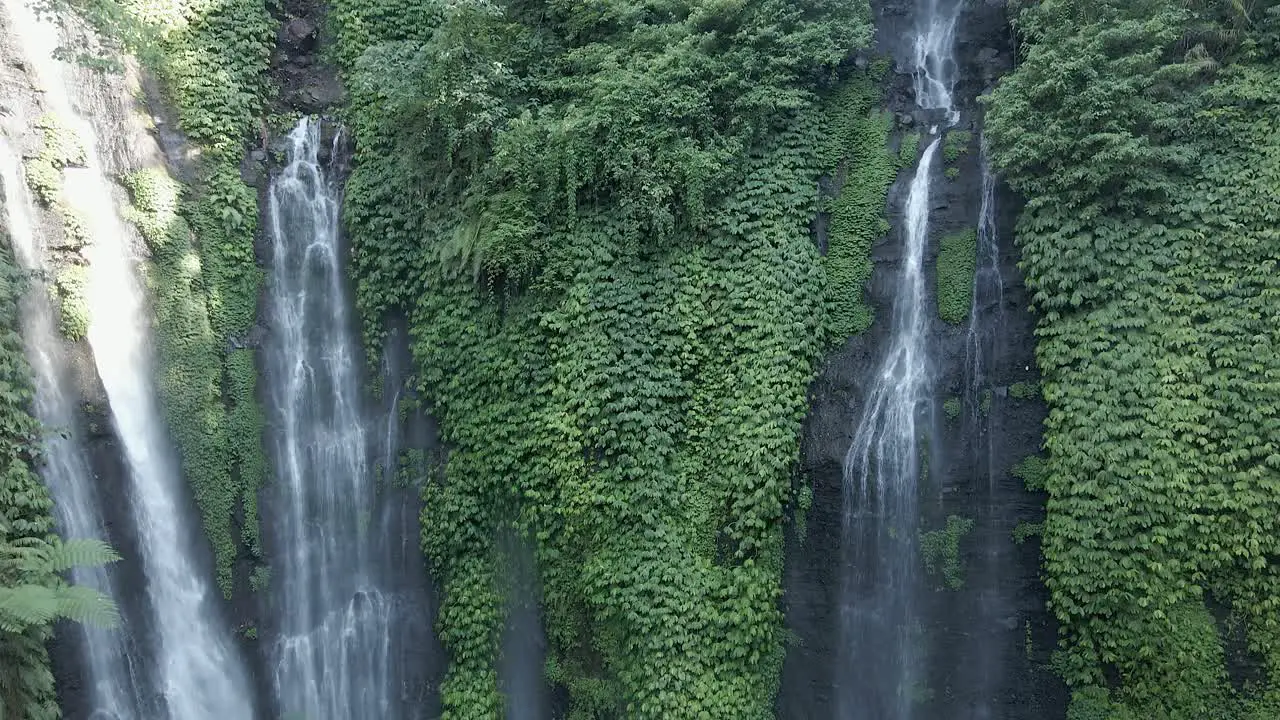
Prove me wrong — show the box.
[2,2,256,717]
[913,0,961,126]
[267,117,403,719]
[964,144,1003,412]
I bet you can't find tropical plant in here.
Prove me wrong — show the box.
[0,240,121,719]
[0,538,121,633]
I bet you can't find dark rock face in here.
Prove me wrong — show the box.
[281,17,318,53]
[367,312,448,718]
[778,0,1068,717]
[270,0,343,114]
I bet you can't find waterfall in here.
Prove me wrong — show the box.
[266,118,409,719]
[838,1,960,716]
[912,0,960,126]
[1,138,151,720]
[964,150,1002,411]
[3,2,257,717]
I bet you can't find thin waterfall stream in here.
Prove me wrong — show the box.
[2,1,257,716]
[838,0,960,716]
[1,137,149,720]
[955,145,1012,719]
[266,117,408,719]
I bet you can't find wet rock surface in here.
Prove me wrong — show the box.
[271,0,343,115]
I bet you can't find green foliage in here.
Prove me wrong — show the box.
[364,0,869,276]
[935,229,976,324]
[1012,521,1043,545]
[943,396,962,420]
[943,166,959,180]
[794,482,814,540]
[819,78,896,340]
[53,265,89,341]
[25,114,86,211]
[1068,687,1126,720]
[919,515,973,591]
[1009,380,1040,400]
[898,131,921,168]
[0,240,119,720]
[24,114,91,258]
[987,0,1280,714]
[249,564,270,593]
[979,388,993,417]
[1011,454,1049,492]
[943,130,971,163]
[333,0,879,713]
[0,240,58,720]
[0,540,122,632]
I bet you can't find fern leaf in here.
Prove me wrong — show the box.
[41,538,120,573]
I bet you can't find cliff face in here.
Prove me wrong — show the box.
[3,0,1084,714]
[0,10,181,716]
[779,1,1069,717]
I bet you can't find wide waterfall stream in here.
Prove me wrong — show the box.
[2,1,256,716]
[838,0,960,716]
[266,117,415,719]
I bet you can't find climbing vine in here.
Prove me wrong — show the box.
[332,0,887,715]
[920,515,974,591]
[987,0,1280,716]
[818,74,897,340]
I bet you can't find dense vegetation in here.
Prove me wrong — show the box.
[987,0,1280,716]
[935,228,976,324]
[0,234,117,720]
[331,0,897,715]
[20,0,1280,716]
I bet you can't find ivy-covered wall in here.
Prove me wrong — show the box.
[329,0,897,715]
[986,0,1280,717]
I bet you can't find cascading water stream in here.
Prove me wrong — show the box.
[838,1,959,717]
[3,2,257,717]
[266,118,403,719]
[1,138,148,720]
[912,0,960,127]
